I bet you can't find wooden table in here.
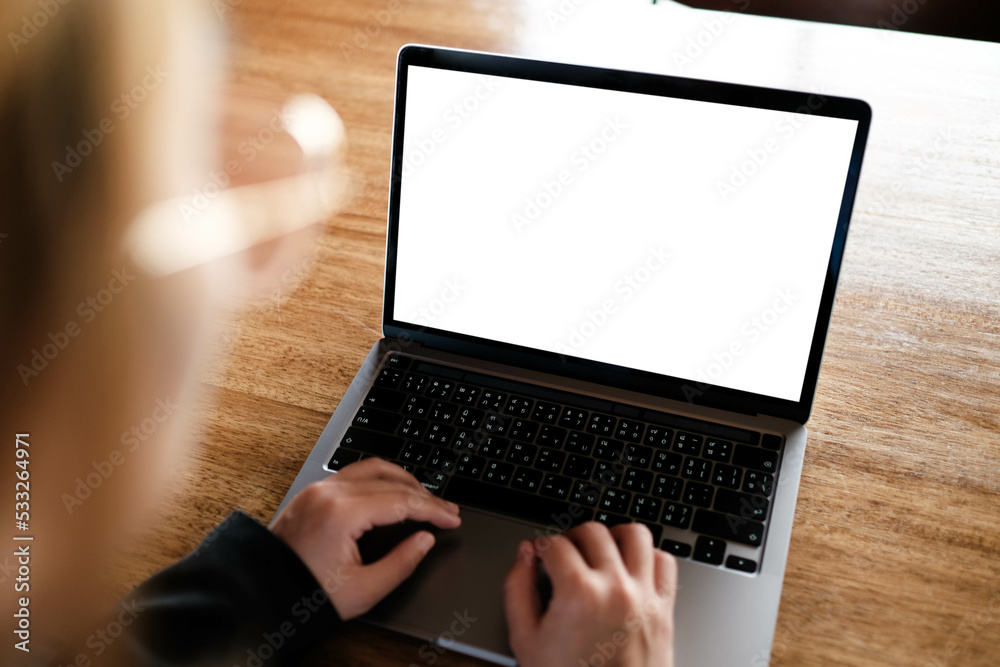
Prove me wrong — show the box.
[114,1,1000,664]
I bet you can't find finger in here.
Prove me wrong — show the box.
[611,523,655,581]
[504,541,542,652]
[536,532,589,591]
[340,484,462,535]
[346,530,436,619]
[563,522,621,571]
[654,549,678,600]
[334,456,425,487]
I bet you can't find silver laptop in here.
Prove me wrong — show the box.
[275,44,870,666]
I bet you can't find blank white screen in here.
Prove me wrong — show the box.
[394,65,858,402]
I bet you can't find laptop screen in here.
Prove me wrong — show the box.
[388,50,866,409]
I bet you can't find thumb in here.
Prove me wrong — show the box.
[503,541,542,652]
[351,530,436,615]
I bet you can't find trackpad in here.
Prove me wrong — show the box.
[359,509,538,661]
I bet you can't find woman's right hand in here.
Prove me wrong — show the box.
[504,522,677,667]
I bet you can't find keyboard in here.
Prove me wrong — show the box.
[329,354,783,574]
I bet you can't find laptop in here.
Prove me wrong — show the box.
[274,44,871,666]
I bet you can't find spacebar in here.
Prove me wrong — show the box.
[443,476,594,528]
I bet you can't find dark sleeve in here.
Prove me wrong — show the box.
[101,511,341,666]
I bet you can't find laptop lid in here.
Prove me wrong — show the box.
[382,45,870,424]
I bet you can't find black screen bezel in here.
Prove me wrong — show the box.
[383,44,871,424]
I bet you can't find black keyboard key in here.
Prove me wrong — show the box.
[587,413,617,436]
[615,420,646,442]
[541,474,571,500]
[415,467,449,495]
[483,461,514,486]
[661,502,693,529]
[444,475,592,527]
[560,407,588,429]
[454,407,484,429]
[703,438,733,462]
[478,390,507,411]
[652,450,682,476]
[353,407,402,433]
[692,509,764,546]
[452,430,479,452]
[714,488,769,521]
[375,368,404,388]
[682,457,712,482]
[693,536,726,565]
[482,413,510,435]
[511,467,543,493]
[684,481,714,507]
[478,436,509,460]
[340,427,403,459]
[594,511,631,528]
[402,396,431,417]
[397,416,427,440]
[426,378,455,399]
[384,354,411,371]
[452,384,480,405]
[761,433,783,451]
[508,419,538,443]
[506,442,538,467]
[328,448,361,470]
[455,453,486,479]
[401,373,428,393]
[504,396,534,418]
[645,426,674,449]
[592,460,622,487]
[599,488,632,514]
[425,423,454,446]
[629,494,661,522]
[743,471,774,496]
[622,469,653,493]
[733,444,778,472]
[537,425,568,449]
[564,454,594,480]
[536,448,566,473]
[712,463,742,489]
[661,539,692,558]
[640,522,663,545]
[651,474,683,500]
[398,461,416,474]
[673,432,703,456]
[624,444,653,468]
[594,438,624,461]
[564,432,595,455]
[532,401,560,424]
[363,387,405,411]
[399,441,431,466]
[726,556,757,573]
[429,402,457,423]
[428,447,457,473]
[570,481,602,506]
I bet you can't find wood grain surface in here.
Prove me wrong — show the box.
[111,1,1000,665]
